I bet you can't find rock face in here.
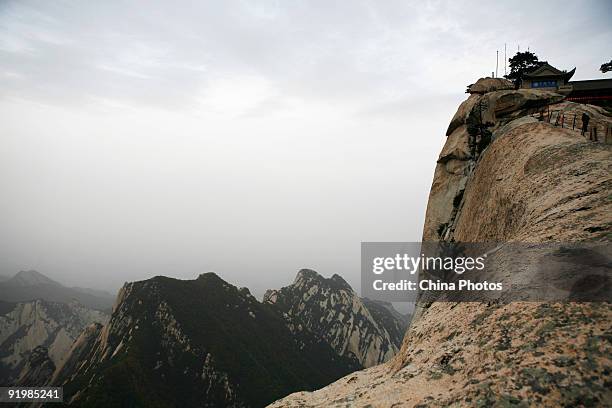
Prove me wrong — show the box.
[360,298,409,351]
[269,84,611,407]
[51,323,104,387]
[0,299,108,385]
[426,86,584,243]
[264,269,408,368]
[16,346,56,386]
[0,270,115,312]
[54,273,361,407]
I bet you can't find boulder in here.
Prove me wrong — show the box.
[467,77,514,94]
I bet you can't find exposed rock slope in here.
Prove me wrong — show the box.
[360,298,409,352]
[0,299,108,385]
[264,269,407,368]
[269,79,612,407]
[54,273,360,407]
[16,345,56,386]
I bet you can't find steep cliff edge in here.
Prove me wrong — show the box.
[269,79,612,407]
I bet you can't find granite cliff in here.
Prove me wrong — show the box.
[269,78,612,407]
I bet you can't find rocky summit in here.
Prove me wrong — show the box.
[264,269,408,368]
[269,78,611,407]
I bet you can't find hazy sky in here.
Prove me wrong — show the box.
[1,0,611,297]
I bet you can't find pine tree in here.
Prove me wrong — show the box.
[505,51,542,87]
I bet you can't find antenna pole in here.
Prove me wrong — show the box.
[496,50,499,78]
[504,43,507,76]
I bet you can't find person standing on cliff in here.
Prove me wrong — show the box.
[581,112,590,137]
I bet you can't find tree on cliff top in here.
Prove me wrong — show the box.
[505,51,542,87]
[601,59,612,73]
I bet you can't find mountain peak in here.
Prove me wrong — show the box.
[0,271,114,310]
[294,268,323,283]
[292,269,354,293]
[196,272,224,283]
[268,269,405,368]
[9,270,60,287]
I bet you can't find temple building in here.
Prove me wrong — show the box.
[521,62,576,91]
[521,62,612,107]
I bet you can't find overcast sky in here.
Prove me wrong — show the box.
[1,0,611,298]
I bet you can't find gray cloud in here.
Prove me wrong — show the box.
[0,0,610,300]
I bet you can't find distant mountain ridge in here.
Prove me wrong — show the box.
[0,270,115,311]
[42,270,408,407]
[53,273,361,407]
[4,270,60,287]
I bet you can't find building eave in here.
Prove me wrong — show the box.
[523,62,573,80]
